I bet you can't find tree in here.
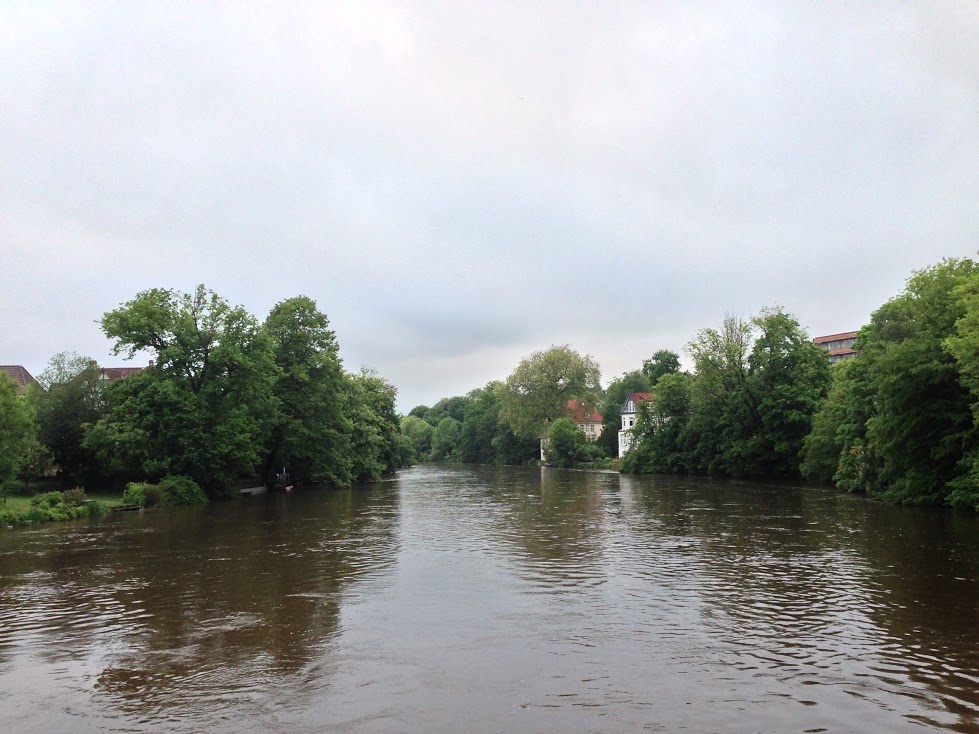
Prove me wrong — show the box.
[622,371,691,474]
[745,308,832,477]
[343,368,407,483]
[850,258,979,506]
[430,416,462,461]
[423,396,468,427]
[88,285,278,497]
[544,417,589,468]
[597,369,651,458]
[496,345,602,440]
[263,296,352,486]
[33,357,106,482]
[633,308,830,479]
[36,351,94,390]
[642,350,681,385]
[401,415,434,461]
[0,373,34,486]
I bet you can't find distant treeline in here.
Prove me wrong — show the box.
[408,257,979,511]
[0,287,408,501]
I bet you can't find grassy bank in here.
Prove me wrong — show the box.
[0,489,124,529]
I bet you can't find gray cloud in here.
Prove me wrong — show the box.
[2,1,976,411]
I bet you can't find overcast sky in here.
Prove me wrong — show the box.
[2,1,977,411]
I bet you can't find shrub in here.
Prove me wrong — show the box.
[160,475,208,505]
[122,483,147,507]
[143,485,162,507]
[31,491,65,509]
[63,487,87,505]
[85,501,110,518]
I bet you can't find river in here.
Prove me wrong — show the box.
[0,464,977,733]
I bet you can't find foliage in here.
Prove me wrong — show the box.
[88,285,279,498]
[32,358,106,482]
[35,351,94,390]
[496,345,602,440]
[343,369,407,483]
[400,415,434,461]
[1,486,109,527]
[63,487,87,505]
[622,372,692,474]
[17,438,53,491]
[797,258,979,509]
[544,417,590,468]
[624,308,830,480]
[122,483,147,507]
[422,396,468,427]
[430,416,462,461]
[0,373,34,485]
[457,383,526,465]
[597,369,651,458]
[642,350,681,384]
[403,383,546,466]
[263,296,353,486]
[159,475,208,505]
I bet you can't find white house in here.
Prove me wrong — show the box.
[618,391,653,458]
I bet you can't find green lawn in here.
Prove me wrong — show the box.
[2,490,125,511]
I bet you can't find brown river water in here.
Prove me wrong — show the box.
[0,464,977,733]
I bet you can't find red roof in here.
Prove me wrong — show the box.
[630,392,653,403]
[814,331,858,344]
[566,398,603,424]
[0,365,37,393]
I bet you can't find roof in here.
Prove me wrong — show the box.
[565,398,603,424]
[0,365,37,394]
[813,331,858,344]
[100,367,146,380]
[620,392,653,413]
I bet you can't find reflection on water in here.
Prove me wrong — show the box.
[0,465,976,733]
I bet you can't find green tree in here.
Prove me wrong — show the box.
[458,385,499,464]
[430,416,462,461]
[597,369,651,458]
[943,268,979,509]
[88,285,278,497]
[544,417,589,468]
[648,308,829,479]
[401,415,434,461]
[856,259,979,505]
[496,345,602,441]
[642,350,681,384]
[344,369,407,483]
[0,373,34,486]
[745,307,832,477]
[622,371,691,474]
[32,357,106,482]
[35,351,94,390]
[263,296,352,486]
[423,396,468,427]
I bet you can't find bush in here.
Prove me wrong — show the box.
[31,491,65,509]
[85,501,110,518]
[122,483,147,507]
[143,485,162,507]
[63,487,87,505]
[160,475,207,505]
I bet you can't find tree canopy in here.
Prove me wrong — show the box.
[496,345,601,440]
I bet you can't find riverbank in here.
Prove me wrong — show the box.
[1,489,123,528]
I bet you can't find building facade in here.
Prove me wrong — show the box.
[813,332,858,363]
[618,391,653,458]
